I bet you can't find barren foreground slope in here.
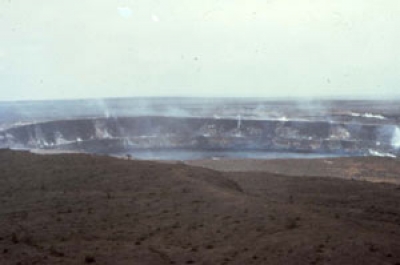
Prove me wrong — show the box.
[1,150,400,265]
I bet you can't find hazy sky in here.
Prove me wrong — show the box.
[1,0,400,101]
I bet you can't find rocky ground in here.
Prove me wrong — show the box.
[1,149,400,264]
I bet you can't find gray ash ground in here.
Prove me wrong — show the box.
[1,150,400,265]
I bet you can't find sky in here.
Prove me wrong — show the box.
[0,0,400,101]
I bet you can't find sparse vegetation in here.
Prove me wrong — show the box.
[0,150,399,264]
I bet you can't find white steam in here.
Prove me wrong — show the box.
[237,115,241,130]
[350,112,386,120]
[391,126,400,149]
[368,149,396,158]
[276,116,289,122]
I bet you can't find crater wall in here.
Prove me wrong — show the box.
[0,116,398,157]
